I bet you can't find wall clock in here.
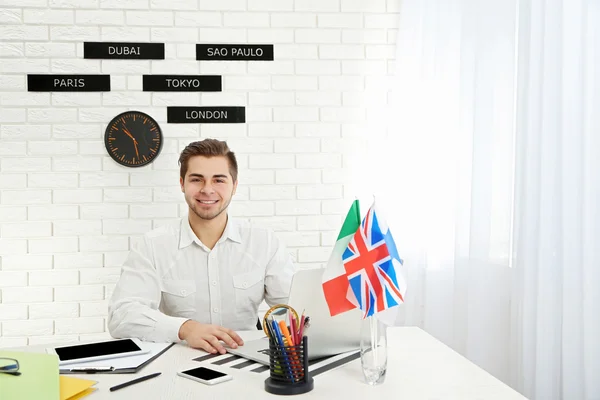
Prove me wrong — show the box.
[104,111,163,167]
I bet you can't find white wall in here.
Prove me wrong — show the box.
[0,0,400,347]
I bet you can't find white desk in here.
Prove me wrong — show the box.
[13,327,527,400]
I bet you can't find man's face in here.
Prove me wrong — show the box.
[180,156,237,221]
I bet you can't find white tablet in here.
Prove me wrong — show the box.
[46,338,150,366]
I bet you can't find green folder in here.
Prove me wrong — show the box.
[0,350,59,400]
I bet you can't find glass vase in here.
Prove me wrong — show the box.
[360,315,387,385]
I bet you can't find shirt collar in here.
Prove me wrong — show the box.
[179,216,242,249]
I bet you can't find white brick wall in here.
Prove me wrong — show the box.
[0,0,400,346]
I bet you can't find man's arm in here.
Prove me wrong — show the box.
[264,233,296,306]
[107,236,189,343]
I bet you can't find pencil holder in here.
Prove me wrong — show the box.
[264,336,314,395]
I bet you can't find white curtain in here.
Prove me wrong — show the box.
[372,0,600,399]
[510,1,600,398]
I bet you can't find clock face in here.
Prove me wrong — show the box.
[104,111,163,167]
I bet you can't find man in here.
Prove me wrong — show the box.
[108,139,296,355]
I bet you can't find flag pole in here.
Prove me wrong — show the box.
[371,314,377,366]
[370,196,377,366]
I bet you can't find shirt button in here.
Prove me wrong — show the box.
[243,282,248,288]
[211,281,217,286]
[213,307,219,313]
[181,290,187,295]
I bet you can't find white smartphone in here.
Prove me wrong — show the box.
[177,366,233,385]
[46,338,149,366]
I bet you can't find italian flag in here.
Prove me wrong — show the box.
[322,200,361,316]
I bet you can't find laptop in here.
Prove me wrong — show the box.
[227,268,363,365]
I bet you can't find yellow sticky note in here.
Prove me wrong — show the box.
[59,376,97,400]
[64,388,97,400]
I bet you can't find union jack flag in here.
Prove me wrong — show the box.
[342,202,406,318]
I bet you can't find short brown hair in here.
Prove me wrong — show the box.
[178,139,238,181]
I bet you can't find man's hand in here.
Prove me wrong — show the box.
[178,320,244,354]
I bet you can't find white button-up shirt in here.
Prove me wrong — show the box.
[108,217,295,343]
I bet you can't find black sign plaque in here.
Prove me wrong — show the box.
[196,44,274,61]
[84,42,165,59]
[27,74,111,92]
[167,107,246,124]
[143,75,222,92]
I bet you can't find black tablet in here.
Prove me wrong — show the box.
[47,338,149,365]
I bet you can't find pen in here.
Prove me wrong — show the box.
[279,319,301,379]
[272,320,294,381]
[278,320,294,346]
[109,372,161,392]
[290,315,298,345]
[266,316,277,340]
[299,312,306,338]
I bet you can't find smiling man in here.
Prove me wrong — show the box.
[108,139,296,355]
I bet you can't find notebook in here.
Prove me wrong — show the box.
[227,268,362,365]
[0,350,60,400]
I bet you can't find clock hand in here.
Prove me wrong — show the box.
[122,127,140,159]
[122,127,137,142]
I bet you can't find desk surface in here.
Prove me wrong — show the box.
[12,327,526,400]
